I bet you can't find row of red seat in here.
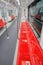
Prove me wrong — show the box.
[0,15,15,29]
[16,20,43,65]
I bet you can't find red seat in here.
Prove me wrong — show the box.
[0,19,7,29]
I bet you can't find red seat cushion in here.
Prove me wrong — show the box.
[0,19,7,29]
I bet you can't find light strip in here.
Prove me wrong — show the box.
[16,0,20,5]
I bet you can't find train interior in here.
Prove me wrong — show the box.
[0,0,43,65]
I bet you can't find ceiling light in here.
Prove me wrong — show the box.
[16,0,20,5]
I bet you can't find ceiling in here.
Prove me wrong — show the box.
[19,0,34,7]
[1,0,34,7]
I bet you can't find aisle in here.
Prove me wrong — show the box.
[0,19,18,65]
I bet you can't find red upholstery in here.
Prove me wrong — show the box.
[0,19,7,29]
[16,20,43,65]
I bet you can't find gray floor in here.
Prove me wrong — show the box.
[0,19,18,65]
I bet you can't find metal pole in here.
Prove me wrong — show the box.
[17,7,22,39]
